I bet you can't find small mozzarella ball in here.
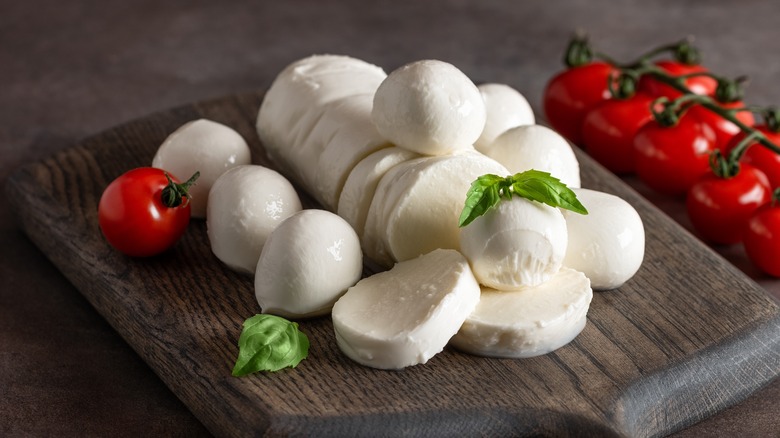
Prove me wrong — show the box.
[475,83,535,151]
[460,196,568,290]
[255,210,363,318]
[207,165,302,275]
[152,119,251,218]
[372,60,486,156]
[562,188,645,290]
[483,124,581,188]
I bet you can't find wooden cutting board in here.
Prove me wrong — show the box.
[5,91,779,438]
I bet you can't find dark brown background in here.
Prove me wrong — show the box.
[1,0,778,436]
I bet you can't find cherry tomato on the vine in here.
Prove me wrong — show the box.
[639,60,718,99]
[633,112,716,196]
[543,61,615,146]
[744,195,780,276]
[580,93,655,174]
[687,164,771,245]
[689,102,755,152]
[98,167,195,257]
[725,126,780,189]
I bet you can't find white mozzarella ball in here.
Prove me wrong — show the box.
[152,119,251,218]
[562,188,645,290]
[372,60,486,156]
[475,83,535,151]
[206,165,302,275]
[255,210,362,318]
[483,124,581,188]
[460,196,568,290]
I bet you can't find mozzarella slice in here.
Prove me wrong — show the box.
[206,165,302,275]
[483,124,581,188]
[255,210,362,318]
[562,188,645,290]
[475,83,535,151]
[152,119,251,218]
[451,267,592,358]
[460,196,568,290]
[337,147,420,237]
[332,248,480,369]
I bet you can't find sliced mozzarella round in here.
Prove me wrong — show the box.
[451,267,592,358]
[562,188,645,290]
[206,165,302,275]
[337,147,420,237]
[363,151,508,267]
[332,248,480,369]
[475,83,535,151]
[255,210,362,318]
[152,119,251,218]
[372,60,486,156]
[483,124,581,188]
[460,196,568,290]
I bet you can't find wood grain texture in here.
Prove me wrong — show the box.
[5,91,779,438]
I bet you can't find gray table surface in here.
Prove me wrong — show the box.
[1,0,778,436]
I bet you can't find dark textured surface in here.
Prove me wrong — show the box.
[1,0,778,436]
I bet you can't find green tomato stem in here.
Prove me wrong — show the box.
[161,171,200,208]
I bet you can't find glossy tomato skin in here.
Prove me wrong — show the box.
[689,102,755,152]
[638,60,718,98]
[543,61,614,146]
[725,126,780,188]
[744,201,780,276]
[580,93,655,174]
[687,164,771,245]
[633,113,716,196]
[98,167,191,257]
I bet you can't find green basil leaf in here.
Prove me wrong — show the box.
[458,174,507,227]
[232,314,309,376]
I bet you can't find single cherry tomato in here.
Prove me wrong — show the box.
[639,60,718,99]
[689,102,755,152]
[725,126,780,188]
[744,195,780,276]
[543,61,614,146]
[98,167,197,257]
[633,112,717,196]
[687,164,770,245]
[580,93,655,174]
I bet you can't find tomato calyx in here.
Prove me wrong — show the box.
[161,171,200,208]
[564,33,594,68]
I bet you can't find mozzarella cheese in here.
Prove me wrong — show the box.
[451,267,592,358]
[460,196,568,290]
[475,83,535,151]
[372,60,486,156]
[332,248,480,369]
[206,165,302,274]
[152,119,251,218]
[562,188,645,290]
[255,209,362,318]
[483,124,581,188]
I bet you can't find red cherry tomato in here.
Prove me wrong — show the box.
[744,197,780,276]
[98,167,193,257]
[689,102,755,152]
[543,61,615,145]
[725,126,780,188]
[580,93,655,174]
[687,164,771,245]
[638,60,718,98]
[633,112,716,196]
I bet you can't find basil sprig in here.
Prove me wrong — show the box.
[232,314,309,376]
[458,170,588,227]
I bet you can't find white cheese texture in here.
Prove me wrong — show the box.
[206,165,302,275]
[152,119,251,218]
[451,267,592,358]
[475,83,535,151]
[255,209,362,318]
[332,249,480,369]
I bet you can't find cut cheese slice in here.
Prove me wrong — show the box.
[451,267,592,358]
[332,248,480,369]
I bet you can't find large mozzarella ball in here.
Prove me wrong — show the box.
[152,119,251,218]
[372,60,486,156]
[562,188,645,290]
[255,210,363,318]
[475,83,535,151]
[460,196,568,290]
[483,124,581,188]
[207,165,302,275]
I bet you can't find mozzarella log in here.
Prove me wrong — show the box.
[475,83,535,151]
